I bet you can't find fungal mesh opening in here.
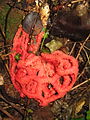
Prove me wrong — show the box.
[54,91,58,95]
[69,74,74,85]
[47,83,58,95]
[47,83,53,89]
[42,91,45,97]
[36,71,39,76]
[59,76,64,85]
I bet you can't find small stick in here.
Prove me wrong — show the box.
[76,34,90,59]
[7,2,29,13]
[0,94,24,117]
[71,78,90,91]
[84,45,90,51]
[77,62,89,80]
[77,45,90,80]
[0,106,17,120]
[0,56,10,75]
[71,0,84,4]
[82,47,90,63]
[0,24,6,39]
[77,69,85,80]
[69,42,77,55]
[0,44,12,49]
[0,51,14,57]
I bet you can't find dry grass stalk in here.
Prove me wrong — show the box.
[76,34,90,59]
[71,78,90,91]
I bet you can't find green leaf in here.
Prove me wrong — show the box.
[40,29,49,50]
[87,110,90,114]
[27,109,33,113]
[86,110,90,120]
[14,53,21,61]
[41,47,50,53]
[42,27,47,32]
[43,31,49,40]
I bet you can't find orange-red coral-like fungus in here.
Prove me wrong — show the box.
[10,26,78,106]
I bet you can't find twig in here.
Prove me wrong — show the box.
[0,44,12,49]
[83,47,90,63]
[71,0,84,4]
[0,51,14,57]
[69,42,76,55]
[64,39,70,46]
[0,94,24,117]
[84,45,90,51]
[0,50,5,54]
[0,56,10,78]
[77,60,89,80]
[0,106,17,120]
[79,43,90,62]
[0,24,6,42]
[7,2,29,13]
[71,78,90,91]
[76,34,90,59]
[77,69,85,80]
[77,45,90,80]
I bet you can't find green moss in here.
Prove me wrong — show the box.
[6,9,23,41]
[0,4,23,43]
[0,4,10,29]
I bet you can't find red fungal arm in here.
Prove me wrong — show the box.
[28,31,44,53]
[10,27,78,106]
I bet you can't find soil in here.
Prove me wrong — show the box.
[0,0,90,120]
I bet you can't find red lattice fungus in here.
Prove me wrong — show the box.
[10,27,78,106]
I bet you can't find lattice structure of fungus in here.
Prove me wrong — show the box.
[10,27,78,106]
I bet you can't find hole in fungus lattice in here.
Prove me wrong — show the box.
[59,76,64,85]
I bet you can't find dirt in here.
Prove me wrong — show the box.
[0,0,90,120]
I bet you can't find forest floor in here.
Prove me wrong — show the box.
[0,0,90,120]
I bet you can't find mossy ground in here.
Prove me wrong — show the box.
[0,2,23,43]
